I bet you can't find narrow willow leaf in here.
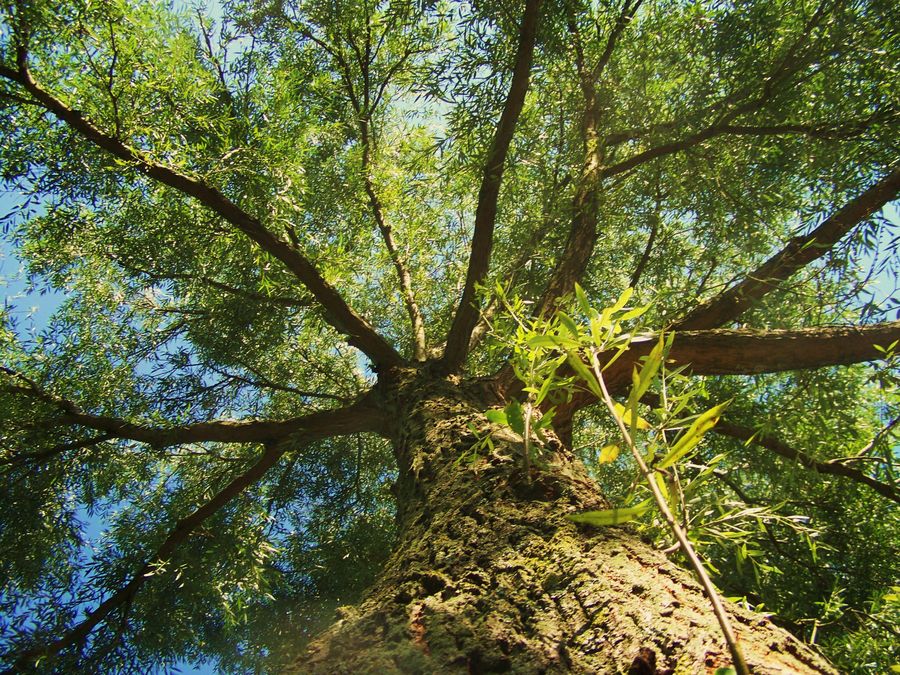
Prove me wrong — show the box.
[527,335,559,349]
[627,333,667,410]
[610,286,634,313]
[601,342,631,371]
[619,303,651,322]
[654,470,669,501]
[574,282,591,317]
[535,375,554,406]
[657,402,729,470]
[589,316,607,347]
[613,402,651,429]
[558,312,580,337]
[485,409,508,425]
[566,352,603,399]
[567,500,653,526]
[505,399,525,435]
[598,444,620,463]
[534,406,556,431]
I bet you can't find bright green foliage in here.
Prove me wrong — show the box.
[0,0,898,671]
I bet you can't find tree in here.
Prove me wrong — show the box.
[1,0,898,671]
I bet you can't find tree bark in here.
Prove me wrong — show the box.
[291,373,836,674]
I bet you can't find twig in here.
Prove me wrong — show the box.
[589,351,750,675]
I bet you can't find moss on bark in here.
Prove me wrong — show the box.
[291,374,836,674]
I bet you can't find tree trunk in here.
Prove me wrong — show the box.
[291,373,836,674]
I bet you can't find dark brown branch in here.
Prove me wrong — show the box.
[0,433,115,467]
[0,54,402,369]
[661,322,900,379]
[596,29,883,183]
[531,1,644,317]
[638,390,900,504]
[206,363,350,403]
[630,182,663,288]
[442,0,542,371]
[712,419,900,504]
[1,366,382,445]
[115,258,312,309]
[601,105,896,151]
[675,168,900,329]
[4,396,380,671]
[592,0,643,81]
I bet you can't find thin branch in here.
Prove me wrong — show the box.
[205,363,350,403]
[0,433,115,467]
[116,259,311,309]
[0,51,402,369]
[601,105,895,154]
[630,183,663,288]
[711,419,900,504]
[6,433,331,668]
[442,0,542,371]
[1,366,383,445]
[591,0,644,81]
[676,168,900,329]
[359,119,428,360]
[639,391,900,504]
[595,4,882,184]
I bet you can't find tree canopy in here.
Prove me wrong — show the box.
[0,0,898,671]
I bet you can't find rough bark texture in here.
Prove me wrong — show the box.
[292,372,836,674]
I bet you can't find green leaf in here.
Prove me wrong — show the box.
[527,335,560,349]
[557,312,580,338]
[485,409,508,425]
[714,668,737,675]
[505,399,525,435]
[566,352,603,399]
[610,286,634,313]
[613,402,651,429]
[619,303,651,322]
[567,500,653,526]
[656,402,729,470]
[574,282,592,316]
[627,333,669,411]
[535,375,554,406]
[533,406,556,431]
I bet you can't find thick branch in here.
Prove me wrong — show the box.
[4,399,380,671]
[556,322,900,414]
[676,168,900,330]
[712,420,900,504]
[662,322,900,378]
[532,2,642,316]
[442,0,542,371]
[0,55,402,369]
